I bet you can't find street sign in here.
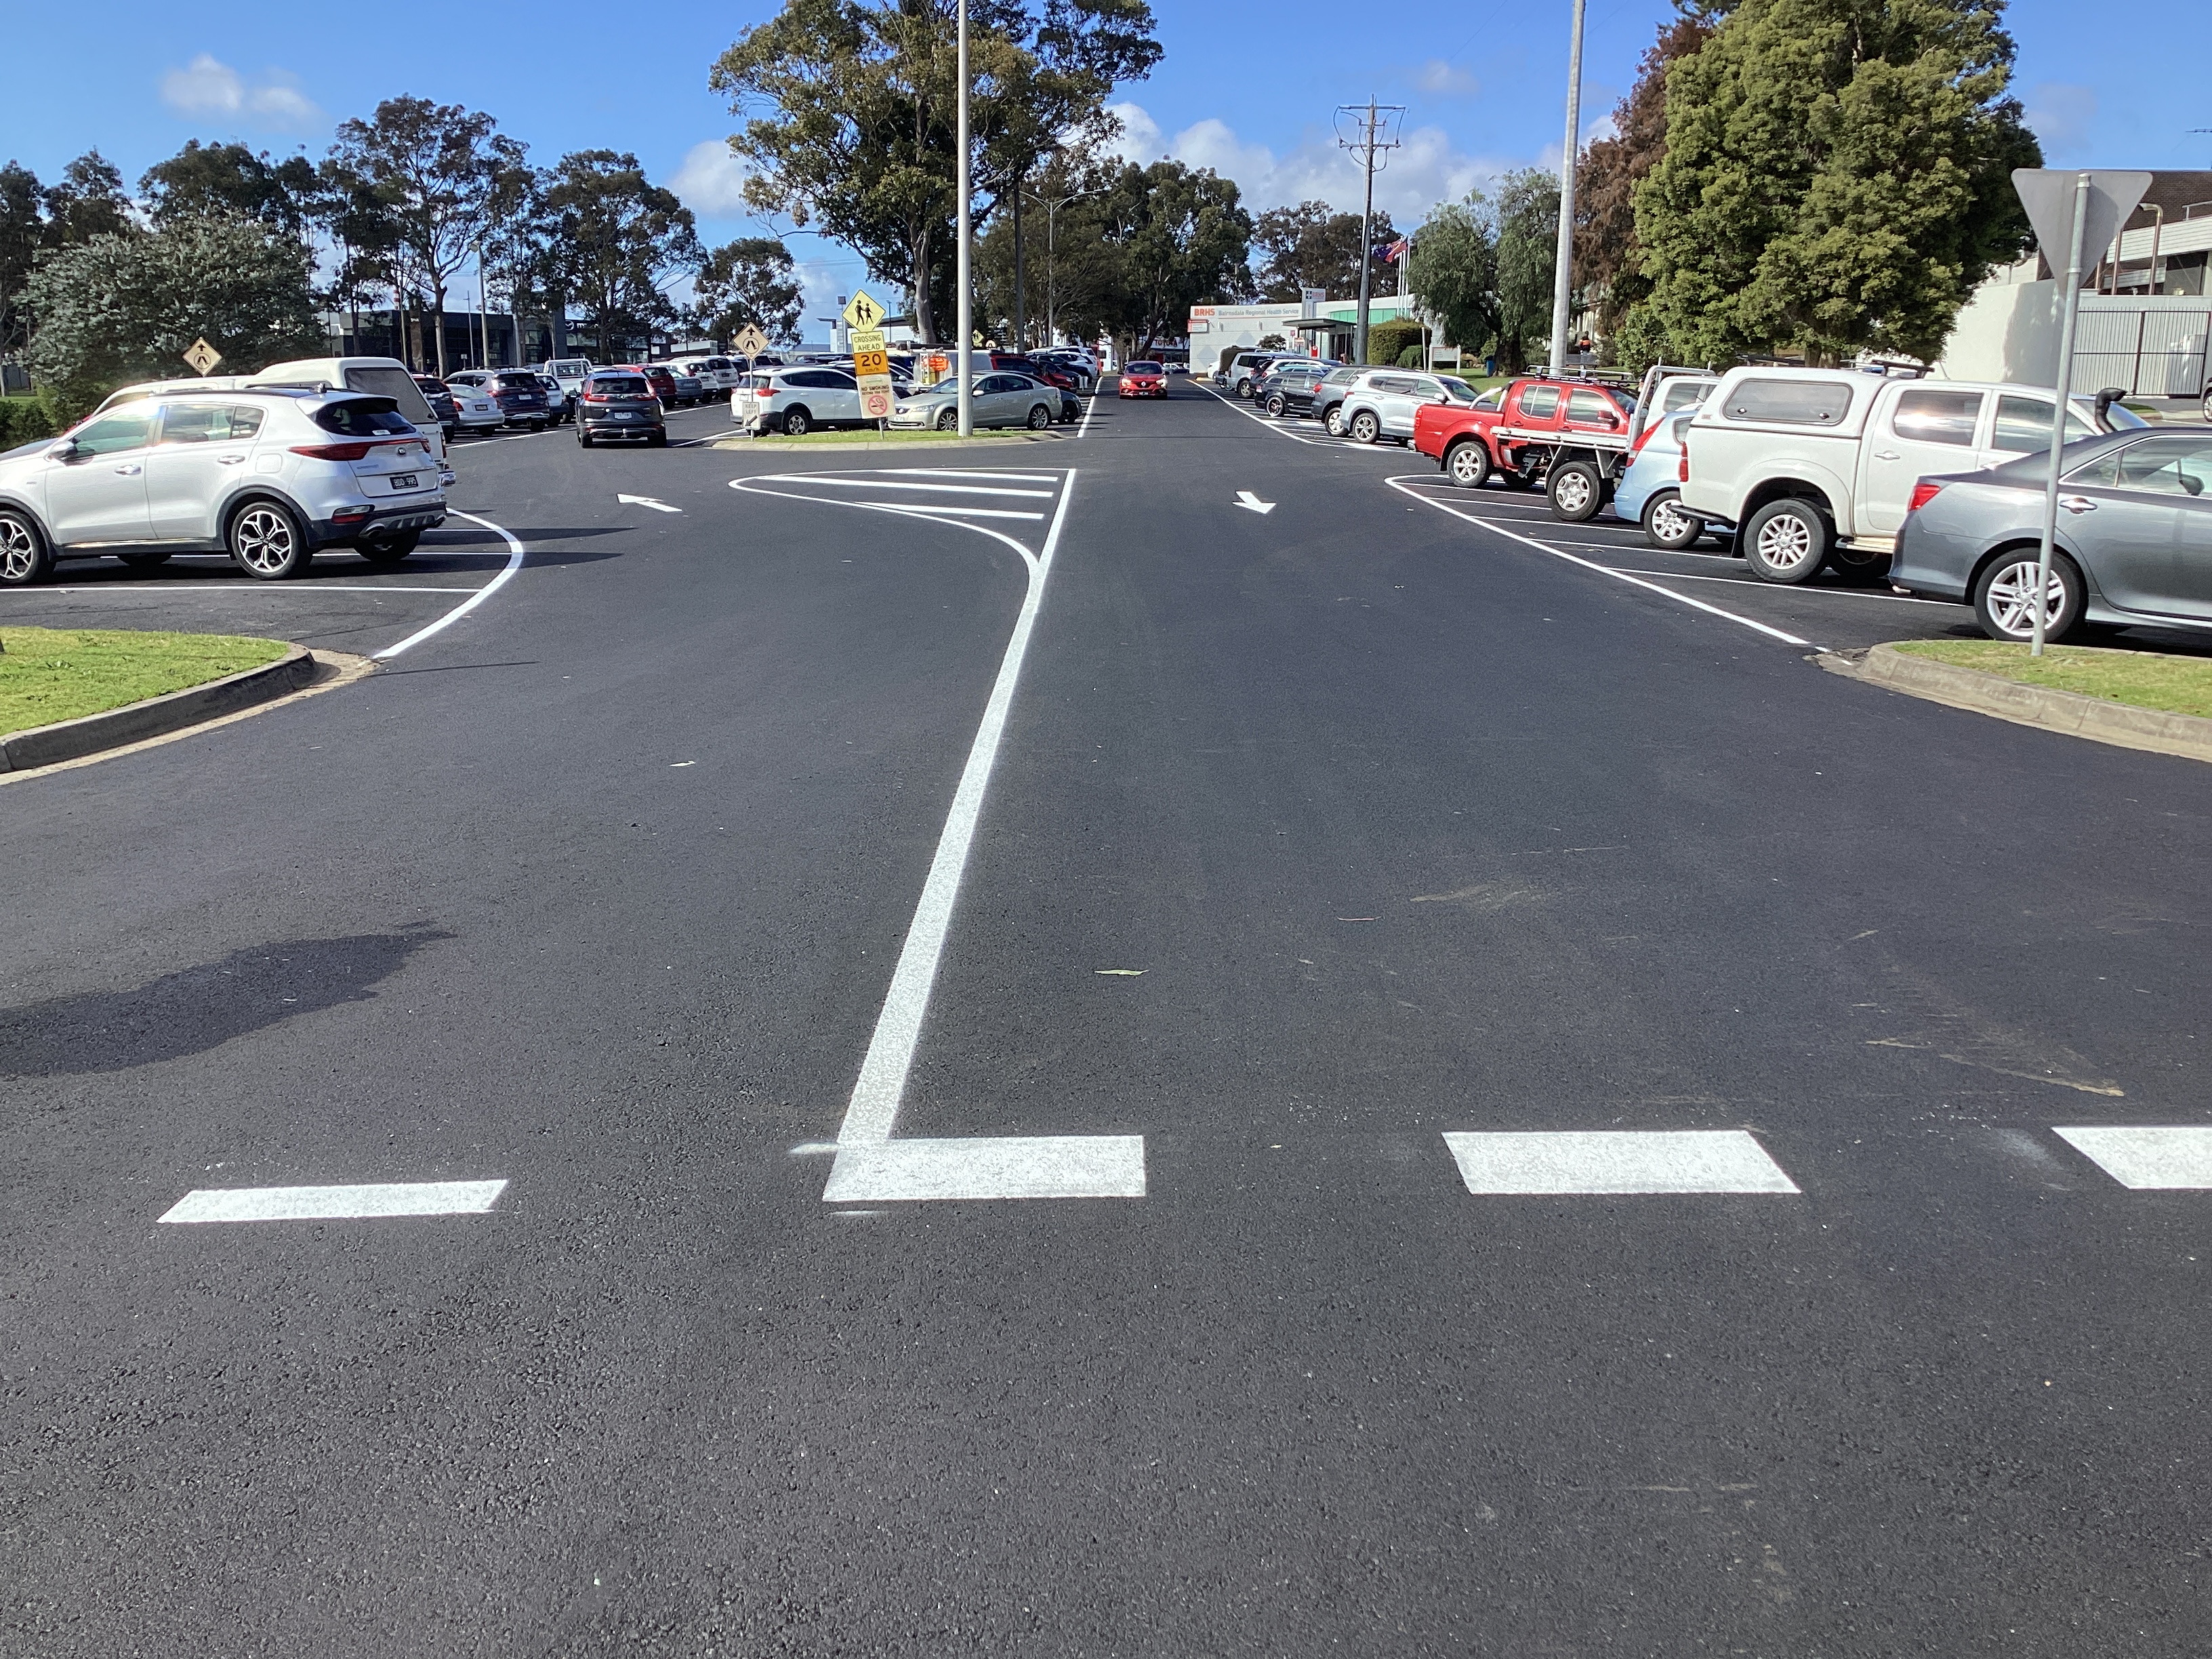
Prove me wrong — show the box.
[183,337,223,375]
[733,324,769,357]
[850,324,894,420]
[841,289,887,331]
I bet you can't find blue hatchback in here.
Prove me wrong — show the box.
[1614,412,1735,550]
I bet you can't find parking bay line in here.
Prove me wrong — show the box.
[2054,1126,2212,1189]
[373,510,527,660]
[159,1179,508,1223]
[1442,1130,1800,1195]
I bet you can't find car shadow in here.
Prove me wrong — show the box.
[0,927,453,1078]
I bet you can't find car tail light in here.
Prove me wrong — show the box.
[331,506,373,523]
[756,388,777,398]
[1907,480,1945,514]
[291,441,377,461]
[1677,441,1689,484]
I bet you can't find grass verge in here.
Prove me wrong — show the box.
[740,427,1059,446]
[0,628,290,733]
[1888,639,2212,720]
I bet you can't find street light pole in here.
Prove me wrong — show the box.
[1548,0,1588,376]
[956,0,973,438]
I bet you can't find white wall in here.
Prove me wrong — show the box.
[1935,281,2212,396]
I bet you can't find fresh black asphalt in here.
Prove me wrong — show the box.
[3,381,2209,1656]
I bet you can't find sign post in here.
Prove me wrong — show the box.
[843,290,894,426]
[2011,167,2151,655]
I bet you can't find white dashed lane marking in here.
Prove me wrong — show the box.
[2055,1126,2212,1189]
[159,1180,509,1223]
[1442,1130,1801,1195]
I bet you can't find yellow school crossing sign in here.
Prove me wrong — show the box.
[841,289,887,331]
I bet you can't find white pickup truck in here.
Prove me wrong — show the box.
[1677,367,2140,583]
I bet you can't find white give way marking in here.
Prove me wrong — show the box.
[1235,490,1275,514]
[617,493,682,513]
[725,467,1143,1204]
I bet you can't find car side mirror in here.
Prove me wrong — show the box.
[49,438,79,462]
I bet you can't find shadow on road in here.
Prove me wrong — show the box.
[0,928,453,1078]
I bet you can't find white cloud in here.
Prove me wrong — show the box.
[1414,60,1480,99]
[672,140,754,218]
[1105,100,1515,224]
[158,54,323,128]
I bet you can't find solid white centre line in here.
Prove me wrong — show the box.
[159,1179,509,1223]
[2053,1126,2212,1188]
[373,510,527,660]
[1442,1130,1800,1194]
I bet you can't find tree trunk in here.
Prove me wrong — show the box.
[910,229,935,344]
[432,282,448,376]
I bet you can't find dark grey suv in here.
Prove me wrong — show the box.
[575,371,666,448]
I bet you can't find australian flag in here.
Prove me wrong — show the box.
[1373,237,1411,266]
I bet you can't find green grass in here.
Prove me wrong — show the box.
[0,628,289,733]
[1889,639,2212,720]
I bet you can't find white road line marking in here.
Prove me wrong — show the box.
[1235,490,1276,514]
[771,477,1054,498]
[2054,1126,2212,1188]
[17,583,492,596]
[1442,1130,1799,1195]
[1388,476,1823,651]
[1601,567,1950,604]
[159,1179,508,1223]
[617,493,682,512]
[876,504,1046,520]
[1078,391,1099,438]
[823,1136,1146,1202]
[893,469,1065,483]
[372,510,527,660]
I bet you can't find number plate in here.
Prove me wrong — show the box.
[390,473,419,490]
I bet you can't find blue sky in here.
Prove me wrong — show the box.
[6,1,2207,326]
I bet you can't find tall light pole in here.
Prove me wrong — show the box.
[956,0,973,437]
[1547,0,1588,375]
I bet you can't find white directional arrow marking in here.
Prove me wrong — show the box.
[1235,490,1275,514]
[617,493,682,514]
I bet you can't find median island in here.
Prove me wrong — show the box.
[1886,640,2212,721]
[0,628,291,733]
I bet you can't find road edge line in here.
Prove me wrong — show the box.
[373,510,527,660]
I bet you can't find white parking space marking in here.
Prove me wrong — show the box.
[1389,476,1824,651]
[794,478,1055,498]
[159,1179,509,1223]
[823,1136,1146,1202]
[1443,1130,1800,1195]
[373,510,527,661]
[2054,1126,2212,1189]
[727,468,1143,1202]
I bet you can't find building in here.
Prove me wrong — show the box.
[1187,293,1428,375]
[1934,170,2212,398]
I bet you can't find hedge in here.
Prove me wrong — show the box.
[0,394,64,450]
[1365,317,1427,365]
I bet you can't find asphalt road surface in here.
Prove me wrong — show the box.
[5,380,2209,1656]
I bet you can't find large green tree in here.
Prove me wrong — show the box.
[1633,0,2041,365]
[41,152,134,247]
[1093,159,1250,358]
[23,215,319,409]
[1406,195,1498,365]
[324,98,529,373]
[140,140,321,239]
[1250,201,1395,303]
[537,151,702,360]
[1492,168,1560,373]
[710,0,1159,344]
[695,236,804,344]
[1,161,43,354]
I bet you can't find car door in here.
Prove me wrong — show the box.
[972,373,1014,426]
[2062,434,2212,619]
[146,401,262,539]
[816,369,863,424]
[44,405,158,545]
[1565,387,1626,440]
[1861,386,1986,535]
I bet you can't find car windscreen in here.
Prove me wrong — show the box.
[343,365,436,426]
[590,377,651,396]
[1436,377,1477,403]
[1128,363,1162,373]
[495,371,541,389]
[551,361,590,377]
[314,397,414,436]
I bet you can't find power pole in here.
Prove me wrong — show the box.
[1548,0,1588,375]
[1336,99,1404,368]
[956,0,973,437]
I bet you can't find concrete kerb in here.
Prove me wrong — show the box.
[1819,642,2212,764]
[0,644,372,779]
[711,431,1072,453]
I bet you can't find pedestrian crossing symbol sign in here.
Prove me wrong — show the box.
[841,289,887,331]
[183,337,223,375]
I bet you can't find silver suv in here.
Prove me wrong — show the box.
[0,388,447,586]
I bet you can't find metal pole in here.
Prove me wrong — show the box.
[956,0,973,438]
[1548,0,1587,375]
[2032,172,2091,657]
[1355,100,1376,367]
[1013,170,1027,350]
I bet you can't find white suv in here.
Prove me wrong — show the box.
[0,388,447,586]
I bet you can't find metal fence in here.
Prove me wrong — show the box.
[2072,307,2211,396]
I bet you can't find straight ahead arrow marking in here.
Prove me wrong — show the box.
[617,494,682,514]
[1235,490,1275,514]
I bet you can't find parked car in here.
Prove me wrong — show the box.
[541,357,594,413]
[1119,361,1167,398]
[447,369,552,430]
[0,388,446,586]
[623,363,684,411]
[413,375,460,440]
[731,365,870,435]
[1036,348,1097,392]
[1314,366,1375,435]
[1413,374,1637,520]
[1223,350,1309,398]
[536,373,570,424]
[652,363,705,407]
[1339,368,1486,447]
[1678,367,2146,584]
[1624,365,1721,449]
[983,352,1084,396]
[888,373,1061,431]
[1891,426,2212,642]
[672,355,741,394]
[1612,412,1736,550]
[575,369,665,447]
[1256,360,1336,418]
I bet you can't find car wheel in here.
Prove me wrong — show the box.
[1826,541,1891,584]
[0,506,54,586]
[1974,550,2085,643]
[1323,407,1345,437]
[1446,440,1492,489]
[228,500,310,580]
[578,429,594,447]
[1234,377,1252,398]
[1027,403,1052,430]
[782,407,811,436]
[359,531,419,567]
[1741,497,1831,585]
[647,428,668,448]
[1548,460,1605,522]
[1641,491,1704,551]
[1265,393,1287,417]
[1349,409,1380,444]
[2202,384,2212,424]
[117,549,173,571]
[936,408,960,430]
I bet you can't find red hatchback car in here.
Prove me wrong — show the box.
[1118,361,1166,398]
[616,364,682,407]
